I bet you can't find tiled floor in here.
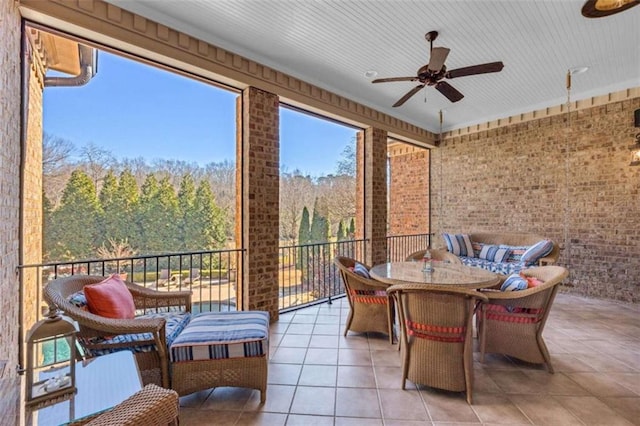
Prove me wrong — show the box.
[179,293,639,425]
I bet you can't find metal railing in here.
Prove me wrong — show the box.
[278,238,367,312]
[19,248,243,324]
[386,233,432,262]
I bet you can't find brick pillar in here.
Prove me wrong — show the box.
[363,127,388,266]
[236,87,279,321]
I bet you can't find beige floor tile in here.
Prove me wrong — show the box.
[270,322,291,333]
[508,395,582,425]
[471,393,531,424]
[235,411,287,425]
[555,396,634,425]
[339,348,373,366]
[315,315,342,325]
[548,354,597,373]
[290,386,336,416]
[280,333,312,348]
[370,349,401,367]
[286,414,334,425]
[339,335,371,349]
[607,373,640,395]
[379,388,429,421]
[310,334,340,348]
[473,367,503,394]
[179,389,213,408]
[243,384,296,413]
[486,369,544,394]
[334,417,384,425]
[573,352,638,373]
[421,389,480,422]
[299,364,338,387]
[200,387,253,411]
[601,396,640,425]
[373,366,408,390]
[286,323,314,335]
[566,372,638,397]
[313,323,341,335]
[384,421,433,426]
[305,348,339,365]
[271,347,308,364]
[268,362,302,385]
[523,370,591,396]
[335,387,381,418]
[290,314,317,324]
[337,365,377,388]
[179,408,241,425]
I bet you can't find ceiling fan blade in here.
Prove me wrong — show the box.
[372,76,418,83]
[428,47,450,72]
[393,84,425,107]
[445,61,504,79]
[435,81,464,103]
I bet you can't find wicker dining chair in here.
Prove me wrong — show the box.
[405,248,463,264]
[335,256,395,344]
[44,275,192,388]
[386,284,488,404]
[477,265,569,373]
[69,384,179,426]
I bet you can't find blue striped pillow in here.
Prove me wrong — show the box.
[353,262,371,279]
[501,273,528,291]
[478,244,511,262]
[521,239,554,266]
[443,233,475,257]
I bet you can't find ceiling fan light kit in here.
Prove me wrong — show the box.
[581,0,640,17]
[372,30,504,107]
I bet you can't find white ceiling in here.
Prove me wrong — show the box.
[107,0,640,133]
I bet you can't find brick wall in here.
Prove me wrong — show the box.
[430,97,640,302]
[0,0,23,421]
[364,127,388,266]
[388,144,430,235]
[237,87,280,320]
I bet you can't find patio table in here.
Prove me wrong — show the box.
[369,261,500,289]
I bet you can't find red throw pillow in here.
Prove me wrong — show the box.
[84,274,136,319]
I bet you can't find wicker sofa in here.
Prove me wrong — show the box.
[442,232,559,281]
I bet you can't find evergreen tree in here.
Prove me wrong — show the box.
[97,171,118,248]
[113,169,140,247]
[192,180,226,250]
[336,220,347,241]
[47,170,101,259]
[177,174,197,250]
[42,192,54,261]
[297,206,311,269]
[349,217,356,238]
[137,174,180,253]
[309,197,330,243]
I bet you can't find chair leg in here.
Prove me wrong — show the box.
[478,309,487,363]
[537,332,554,373]
[387,296,394,344]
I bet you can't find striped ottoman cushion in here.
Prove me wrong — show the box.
[170,311,269,363]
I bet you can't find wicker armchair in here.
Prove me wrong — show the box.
[335,256,394,344]
[477,265,569,373]
[405,248,462,264]
[44,275,192,388]
[69,384,179,426]
[386,284,488,404]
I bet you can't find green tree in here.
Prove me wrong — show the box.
[136,175,180,252]
[113,170,140,248]
[309,197,330,244]
[97,171,118,248]
[336,220,347,241]
[191,180,226,250]
[47,170,101,259]
[297,206,311,269]
[349,218,356,238]
[177,174,197,251]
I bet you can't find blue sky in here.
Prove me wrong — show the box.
[43,51,356,177]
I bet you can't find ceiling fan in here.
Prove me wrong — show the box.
[372,31,504,107]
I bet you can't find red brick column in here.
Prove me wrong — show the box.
[364,127,388,266]
[236,87,279,321]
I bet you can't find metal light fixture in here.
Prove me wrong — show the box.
[581,0,640,18]
[25,307,78,408]
[630,109,640,166]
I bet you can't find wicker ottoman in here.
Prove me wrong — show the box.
[169,311,269,403]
